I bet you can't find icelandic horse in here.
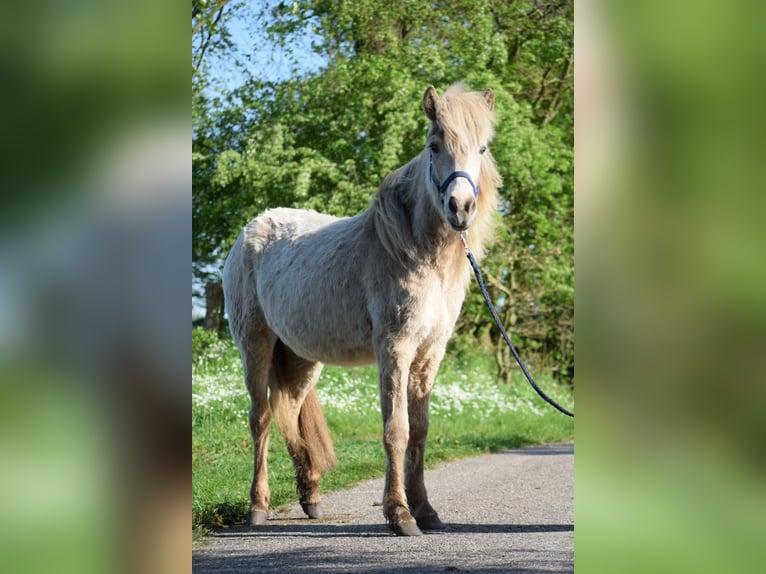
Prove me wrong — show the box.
[223,83,501,535]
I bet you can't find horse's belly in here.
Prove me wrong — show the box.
[258,267,375,366]
[269,311,375,367]
[298,343,376,367]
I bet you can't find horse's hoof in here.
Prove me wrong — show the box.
[416,513,446,530]
[391,520,423,537]
[247,510,268,526]
[300,502,323,519]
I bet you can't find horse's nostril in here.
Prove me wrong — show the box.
[464,198,475,214]
[448,196,458,215]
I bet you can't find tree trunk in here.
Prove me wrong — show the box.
[204,281,223,333]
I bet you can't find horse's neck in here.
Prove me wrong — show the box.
[371,157,463,270]
[409,186,453,255]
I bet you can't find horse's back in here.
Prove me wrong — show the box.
[224,207,376,365]
[226,207,340,276]
[245,208,340,252]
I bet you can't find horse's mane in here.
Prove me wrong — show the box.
[370,84,501,267]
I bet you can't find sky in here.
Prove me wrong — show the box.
[206,1,327,94]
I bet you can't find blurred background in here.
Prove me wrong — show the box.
[0,2,188,574]
[576,0,765,571]
[0,0,763,573]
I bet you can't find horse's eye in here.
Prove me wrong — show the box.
[428,142,439,153]
[479,145,487,155]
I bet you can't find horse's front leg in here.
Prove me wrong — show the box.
[406,353,445,531]
[378,348,421,536]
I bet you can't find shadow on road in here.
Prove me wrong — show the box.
[445,523,573,534]
[193,544,567,574]
[206,521,572,540]
[498,444,573,456]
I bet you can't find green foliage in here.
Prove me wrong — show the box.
[192,326,235,371]
[192,0,574,379]
[192,325,219,355]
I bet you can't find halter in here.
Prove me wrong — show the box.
[429,153,480,198]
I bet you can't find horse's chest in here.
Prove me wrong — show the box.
[407,278,464,336]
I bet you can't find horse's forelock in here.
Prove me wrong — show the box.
[434,85,496,153]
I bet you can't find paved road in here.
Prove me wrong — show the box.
[193,442,574,574]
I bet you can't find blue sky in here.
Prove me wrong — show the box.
[207,0,327,93]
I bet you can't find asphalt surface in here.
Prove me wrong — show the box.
[193,442,574,574]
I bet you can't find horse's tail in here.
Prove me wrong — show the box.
[298,388,337,473]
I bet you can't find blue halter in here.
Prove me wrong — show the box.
[429,153,480,198]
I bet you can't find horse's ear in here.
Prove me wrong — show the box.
[423,85,439,122]
[483,88,495,111]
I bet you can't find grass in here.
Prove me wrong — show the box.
[192,329,574,529]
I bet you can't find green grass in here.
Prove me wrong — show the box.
[192,329,574,529]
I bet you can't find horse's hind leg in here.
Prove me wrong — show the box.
[270,341,336,518]
[241,323,277,525]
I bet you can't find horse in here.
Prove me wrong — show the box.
[222,83,502,536]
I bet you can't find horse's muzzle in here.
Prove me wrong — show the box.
[430,155,480,232]
[444,185,477,231]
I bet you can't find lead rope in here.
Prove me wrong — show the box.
[460,232,574,418]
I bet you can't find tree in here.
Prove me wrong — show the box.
[192,0,243,324]
[191,0,574,380]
